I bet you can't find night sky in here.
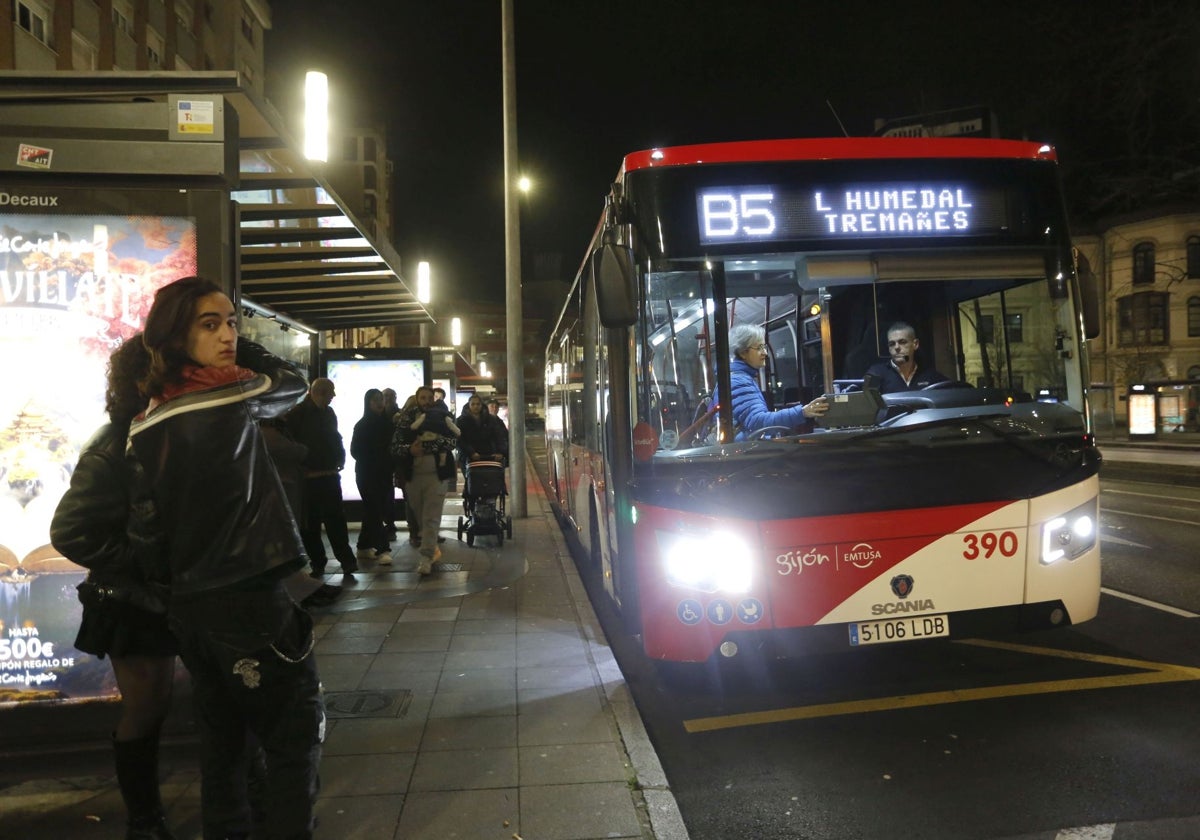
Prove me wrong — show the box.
[265,0,1200,307]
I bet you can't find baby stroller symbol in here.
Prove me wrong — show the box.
[457,460,513,546]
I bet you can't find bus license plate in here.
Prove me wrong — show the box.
[849,614,949,646]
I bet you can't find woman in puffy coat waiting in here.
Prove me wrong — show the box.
[126,275,322,840]
[726,324,828,439]
[51,335,178,840]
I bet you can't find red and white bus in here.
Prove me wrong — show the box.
[544,138,1102,663]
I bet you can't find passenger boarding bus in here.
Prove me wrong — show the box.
[544,137,1102,663]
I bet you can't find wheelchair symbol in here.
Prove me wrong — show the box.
[677,599,703,625]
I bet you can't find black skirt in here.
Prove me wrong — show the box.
[74,597,179,659]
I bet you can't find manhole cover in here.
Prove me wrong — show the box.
[323,689,412,719]
[434,562,464,572]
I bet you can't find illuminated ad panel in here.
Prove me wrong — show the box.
[0,202,198,704]
[325,356,428,502]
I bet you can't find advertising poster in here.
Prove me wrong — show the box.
[0,209,197,704]
[325,357,427,502]
[1127,392,1156,437]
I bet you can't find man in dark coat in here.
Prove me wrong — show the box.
[286,378,359,583]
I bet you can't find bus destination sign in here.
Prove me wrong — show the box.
[696,182,1010,246]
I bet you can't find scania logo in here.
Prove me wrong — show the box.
[0,191,59,207]
[871,599,935,615]
[890,574,915,598]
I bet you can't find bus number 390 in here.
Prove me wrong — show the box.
[962,531,1019,560]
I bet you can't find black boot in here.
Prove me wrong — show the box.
[113,733,177,840]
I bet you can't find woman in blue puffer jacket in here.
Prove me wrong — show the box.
[727,324,829,440]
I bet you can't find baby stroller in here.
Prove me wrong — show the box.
[457,460,513,546]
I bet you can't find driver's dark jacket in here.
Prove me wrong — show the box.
[127,342,308,597]
[864,359,949,393]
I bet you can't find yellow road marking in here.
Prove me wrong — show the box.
[682,640,1200,734]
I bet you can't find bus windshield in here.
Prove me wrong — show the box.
[639,249,1088,450]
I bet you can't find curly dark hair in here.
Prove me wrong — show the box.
[105,335,151,424]
[141,275,225,397]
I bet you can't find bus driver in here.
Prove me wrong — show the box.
[727,324,828,439]
[865,321,949,393]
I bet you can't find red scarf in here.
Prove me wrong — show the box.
[148,364,257,411]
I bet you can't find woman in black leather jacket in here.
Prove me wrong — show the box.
[51,335,178,840]
[126,276,321,840]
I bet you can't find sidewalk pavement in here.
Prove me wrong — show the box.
[0,458,691,840]
[1097,435,1200,486]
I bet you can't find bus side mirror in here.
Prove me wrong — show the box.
[1079,265,1101,339]
[1074,249,1101,339]
[592,242,637,327]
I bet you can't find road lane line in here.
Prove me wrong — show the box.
[1055,825,1115,840]
[1101,587,1199,618]
[682,641,1200,734]
[1102,488,1199,503]
[1099,533,1150,549]
[1100,508,1199,526]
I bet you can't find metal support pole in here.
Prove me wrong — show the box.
[502,0,526,517]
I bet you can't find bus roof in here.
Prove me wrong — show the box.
[621,137,1057,174]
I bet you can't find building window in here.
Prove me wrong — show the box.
[1189,365,1200,380]
[1117,292,1169,346]
[240,8,255,44]
[112,0,134,36]
[977,314,995,345]
[977,313,1022,344]
[16,0,52,46]
[175,0,194,33]
[343,136,358,162]
[1132,242,1156,285]
[1189,296,1200,338]
[72,32,98,70]
[363,165,377,191]
[1004,313,1023,343]
[363,137,377,160]
[146,28,165,67]
[1188,236,1200,279]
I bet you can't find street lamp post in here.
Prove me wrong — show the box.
[501,0,526,517]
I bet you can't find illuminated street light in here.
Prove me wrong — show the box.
[304,71,328,162]
[417,261,431,304]
[517,174,532,193]
[450,317,462,346]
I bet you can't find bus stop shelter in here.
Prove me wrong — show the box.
[0,71,431,715]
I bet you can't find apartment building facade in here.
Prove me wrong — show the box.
[3,0,270,92]
[1075,207,1200,433]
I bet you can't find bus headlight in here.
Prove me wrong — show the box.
[658,531,753,593]
[1040,499,1098,565]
